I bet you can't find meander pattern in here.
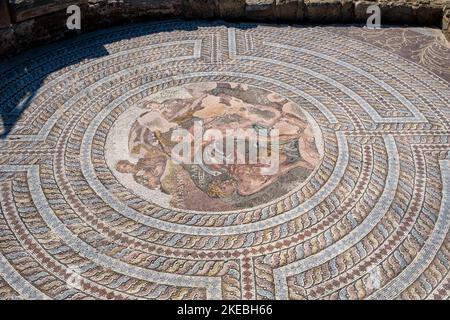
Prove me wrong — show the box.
[1,21,450,300]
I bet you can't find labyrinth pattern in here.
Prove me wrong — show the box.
[1,21,450,300]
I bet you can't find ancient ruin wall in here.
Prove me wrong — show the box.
[1,0,450,58]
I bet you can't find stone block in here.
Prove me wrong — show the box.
[305,0,342,23]
[0,0,12,28]
[134,0,182,17]
[297,0,306,19]
[245,0,276,20]
[341,0,354,21]
[183,0,218,19]
[218,0,246,19]
[9,0,86,22]
[380,1,417,25]
[275,0,300,21]
[415,2,444,26]
[444,8,450,41]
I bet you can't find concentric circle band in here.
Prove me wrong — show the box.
[1,21,450,300]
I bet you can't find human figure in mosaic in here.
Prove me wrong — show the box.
[116,82,322,211]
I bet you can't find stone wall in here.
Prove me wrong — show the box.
[444,5,450,39]
[1,0,449,58]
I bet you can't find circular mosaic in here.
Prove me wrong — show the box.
[1,21,450,300]
[106,82,323,212]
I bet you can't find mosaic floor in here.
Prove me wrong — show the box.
[1,21,450,300]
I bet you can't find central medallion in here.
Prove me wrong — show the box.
[106,82,324,212]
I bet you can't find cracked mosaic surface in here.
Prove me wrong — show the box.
[0,21,450,300]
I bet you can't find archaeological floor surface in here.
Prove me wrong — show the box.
[1,21,450,300]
